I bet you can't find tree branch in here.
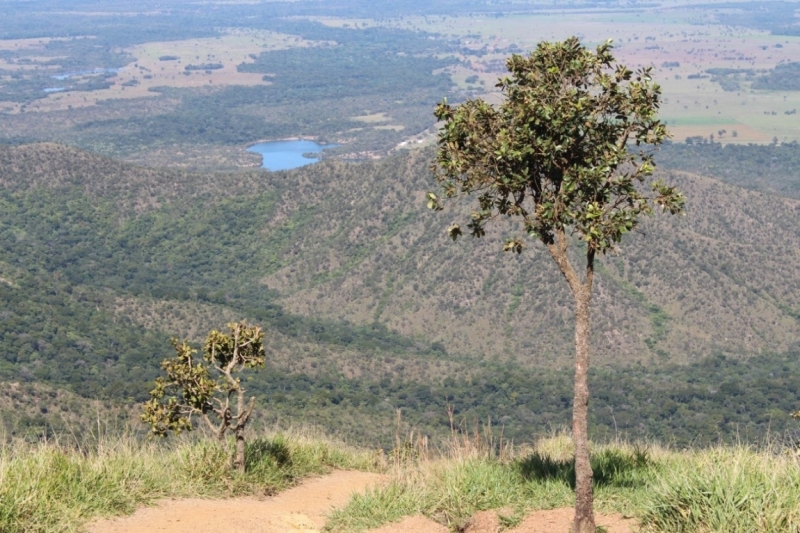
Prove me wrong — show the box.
[585,248,595,293]
[546,227,582,295]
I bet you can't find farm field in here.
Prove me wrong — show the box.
[318,5,800,145]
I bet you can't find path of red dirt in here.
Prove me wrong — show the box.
[369,509,635,533]
[88,471,636,533]
[87,470,384,533]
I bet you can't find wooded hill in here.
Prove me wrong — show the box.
[1,142,799,445]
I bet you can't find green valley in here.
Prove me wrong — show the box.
[1,142,799,446]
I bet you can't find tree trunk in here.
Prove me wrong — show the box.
[572,287,595,533]
[546,232,596,533]
[233,387,247,473]
[234,425,246,473]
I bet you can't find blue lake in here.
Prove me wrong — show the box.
[51,68,120,80]
[247,140,337,171]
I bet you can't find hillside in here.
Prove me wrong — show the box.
[1,142,800,444]
[5,142,800,366]
[248,149,800,366]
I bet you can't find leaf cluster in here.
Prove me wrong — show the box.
[142,322,265,438]
[432,37,684,254]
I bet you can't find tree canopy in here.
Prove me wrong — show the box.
[431,37,683,255]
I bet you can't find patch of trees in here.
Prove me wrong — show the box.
[237,40,455,101]
[0,160,448,402]
[706,68,754,92]
[185,63,223,71]
[244,351,800,449]
[752,62,800,91]
[3,142,800,452]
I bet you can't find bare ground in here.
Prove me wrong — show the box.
[368,509,634,533]
[87,470,385,533]
[87,471,635,533]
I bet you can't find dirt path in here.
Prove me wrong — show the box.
[87,470,385,533]
[367,509,635,533]
[89,471,635,533]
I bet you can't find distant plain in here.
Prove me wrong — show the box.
[318,7,800,145]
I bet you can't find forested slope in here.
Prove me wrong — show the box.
[252,148,800,365]
[2,142,800,444]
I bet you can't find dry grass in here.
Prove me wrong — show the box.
[328,426,800,532]
[0,425,375,533]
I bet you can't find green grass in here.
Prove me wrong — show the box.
[327,434,800,532]
[3,426,799,533]
[0,428,373,533]
[639,447,800,533]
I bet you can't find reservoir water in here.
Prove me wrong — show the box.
[247,140,337,171]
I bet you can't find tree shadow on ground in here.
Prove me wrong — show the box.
[516,447,651,489]
[245,436,293,471]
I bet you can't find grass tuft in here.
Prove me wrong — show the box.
[3,424,799,533]
[638,447,800,532]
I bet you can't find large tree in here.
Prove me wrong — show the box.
[429,37,684,532]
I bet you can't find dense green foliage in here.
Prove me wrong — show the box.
[752,62,800,91]
[432,38,681,254]
[251,352,800,447]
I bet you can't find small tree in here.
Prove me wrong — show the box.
[429,37,684,532]
[142,321,266,472]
